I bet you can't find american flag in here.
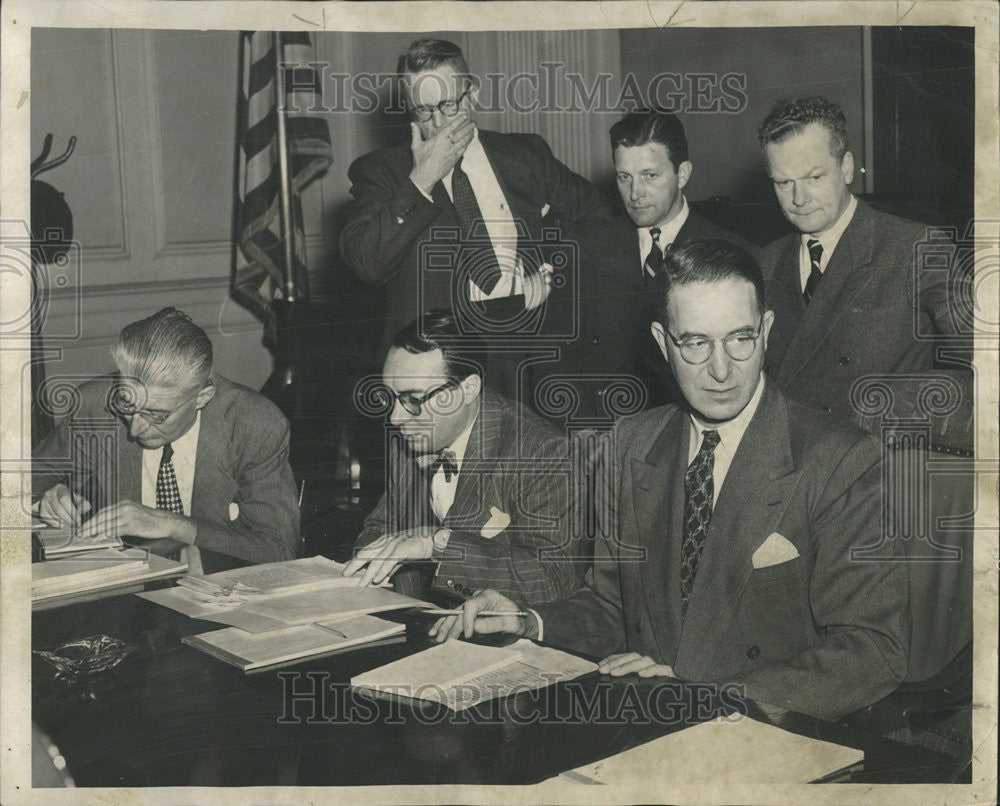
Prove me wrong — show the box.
[233,31,332,319]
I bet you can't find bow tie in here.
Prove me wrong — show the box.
[416,450,459,482]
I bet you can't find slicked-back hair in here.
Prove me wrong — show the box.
[609,109,689,169]
[757,96,849,160]
[111,308,213,391]
[396,37,470,79]
[390,309,488,385]
[654,240,766,327]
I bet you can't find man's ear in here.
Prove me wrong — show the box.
[840,150,855,185]
[676,161,693,190]
[462,373,482,402]
[650,322,670,363]
[194,383,216,411]
[760,309,776,353]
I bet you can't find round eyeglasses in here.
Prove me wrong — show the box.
[376,378,463,416]
[664,316,764,365]
[409,89,471,122]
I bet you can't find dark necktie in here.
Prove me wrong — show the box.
[451,158,503,295]
[416,449,459,483]
[643,227,664,286]
[155,443,184,514]
[803,239,824,304]
[680,429,721,616]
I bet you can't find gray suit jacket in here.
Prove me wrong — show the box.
[537,382,910,721]
[33,373,300,563]
[761,199,973,451]
[355,390,580,606]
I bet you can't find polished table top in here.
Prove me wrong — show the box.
[32,580,969,788]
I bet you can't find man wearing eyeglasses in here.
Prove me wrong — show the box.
[33,308,299,566]
[342,310,580,606]
[340,38,611,397]
[433,240,909,721]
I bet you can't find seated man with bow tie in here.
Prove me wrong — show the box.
[343,310,581,606]
[433,240,910,721]
[33,308,300,567]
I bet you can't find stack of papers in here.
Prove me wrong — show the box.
[32,547,149,599]
[35,527,123,557]
[182,614,406,672]
[139,556,432,633]
[351,639,597,710]
[558,715,864,785]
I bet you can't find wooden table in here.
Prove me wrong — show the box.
[32,584,970,788]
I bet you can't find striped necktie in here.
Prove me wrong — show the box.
[803,239,824,304]
[643,227,664,286]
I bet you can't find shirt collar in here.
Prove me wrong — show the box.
[162,410,201,463]
[443,409,478,472]
[639,195,690,245]
[800,194,857,255]
[689,374,765,455]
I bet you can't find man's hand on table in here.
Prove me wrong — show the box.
[342,526,436,587]
[598,652,676,678]
[75,500,196,545]
[429,588,538,643]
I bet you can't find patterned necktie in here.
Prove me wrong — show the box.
[680,429,721,616]
[155,443,184,514]
[643,227,664,286]
[416,449,459,483]
[451,158,503,295]
[803,239,824,304]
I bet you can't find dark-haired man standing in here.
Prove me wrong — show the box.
[33,308,300,565]
[343,310,580,606]
[435,241,910,721]
[758,96,974,681]
[544,110,759,418]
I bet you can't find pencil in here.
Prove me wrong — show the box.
[417,608,529,618]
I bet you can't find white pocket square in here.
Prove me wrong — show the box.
[752,532,799,568]
[228,502,240,521]
[480,506,511,539]
[540,203,551,217]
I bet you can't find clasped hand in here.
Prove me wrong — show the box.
[341,526,436,587]
[37,484,190,543]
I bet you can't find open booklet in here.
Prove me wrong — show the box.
[182,614,406,672]
[34,526,123,558]
[557,715,864,785]
[139,556,433,633]
[351,638,597,711]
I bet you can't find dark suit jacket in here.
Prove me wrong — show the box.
[761,199,973,451]
[533,208,760,421]
[537,382,910,721]
[33,373,300,563]
[341,129,612,353]
[761,198,975,682]
[355,390,580,606]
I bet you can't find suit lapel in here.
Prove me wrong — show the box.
[767,236,806,379]
[443,397,501,531]
[628,407,689,664]
[118,432,142,504]
[190,397,236,521]
[674,384,802,673]
[776,202,879,383]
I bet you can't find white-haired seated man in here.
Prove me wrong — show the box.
[33,307,299,565]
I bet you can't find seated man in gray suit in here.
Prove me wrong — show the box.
[34,307,300,565]
[433,241,910,721]
[343,310,580,606]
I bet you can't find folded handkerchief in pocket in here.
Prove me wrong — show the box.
[751,532,799,569]
[480,506,511,539]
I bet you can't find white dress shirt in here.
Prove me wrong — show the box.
[687,374,766,507]
[424,127,523,300]
[636,196,690,276]
[141,411,201,515]
[798,195,857,292]
[429,411,478,522]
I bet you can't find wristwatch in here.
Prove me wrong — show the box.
[432,527,452,553]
